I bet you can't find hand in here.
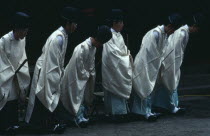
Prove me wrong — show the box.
[127,50,130,55]
[129,54,133,62]
[86,72,90,78]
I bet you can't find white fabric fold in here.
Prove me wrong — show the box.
[61,38,96,115]
[102,29,133,99]
[132,26,167,99]
[161,25,189,91]
[25,27,68,123]
[0,31,30,110]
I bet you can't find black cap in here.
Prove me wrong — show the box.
[12,12,30,29]
[95,25,112,44]
[168,13,183,28]
[108,9,123,22]
[185,12,205,27]
[61,7,80,23]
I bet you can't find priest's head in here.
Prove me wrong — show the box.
[107,9,124,32]
[12,12,30,40]
[164,13,183,35]
[91,25,112,48]
[187,13,205,33]
[61,7,80,34]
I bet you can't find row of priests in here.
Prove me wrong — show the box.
[0,7,205,134]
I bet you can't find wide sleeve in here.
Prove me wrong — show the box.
[103,39,131,70]
[84,56,96,107]
[0,38,15,109]
[174,30,187,68]
[61,43,93,115]
[36,37,63,111]
[16,42,31,101]
[0,37,14,71]
[160,34,176,91]
[102,38,132,99]
[76,45,90,79]
[161,30,187,92]
[180,30,188,51]
[132,32,162,99]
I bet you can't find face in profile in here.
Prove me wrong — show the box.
[16,28,28,40]
[191,25,200,33]
[113,21,124,32]
[70,22,77,33]
[165,24,176,36]
[66,22,77,33]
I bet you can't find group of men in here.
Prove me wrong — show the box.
[104,9,203,122]
[0,6,204,134]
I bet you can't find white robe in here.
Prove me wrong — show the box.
[102,29,133,100]
[61,38,96,115]
[161,25,189,91]
[132,25,168,99]
[0,31,30,110]
[25,27,68,123]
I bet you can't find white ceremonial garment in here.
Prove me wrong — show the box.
[102,28,133,99]
[0,31,30,110]
[61,38,96,115]
[25,27,68,123]
[161,25,189,91]
[132,25,168,99]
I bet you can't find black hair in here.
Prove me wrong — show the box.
[11,12,30,31]
[106,9,123,27]
[163,13,183,29]
[60,7,80,28]
[61,18,73,28]
[92,25,112,44]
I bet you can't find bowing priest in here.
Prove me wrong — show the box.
[131,13,183,121]
[102,9,133,122]
[61,25,112,128]
[152,13,205,114]
[25,7,80,133]
[0,12,31,132]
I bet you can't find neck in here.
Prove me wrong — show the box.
[188,26,193,34]
[164,25,167,33]
[13,31,19,40]
[164,25,171,36]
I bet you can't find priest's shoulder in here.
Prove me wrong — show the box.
[173,27,186,40]
[51,29,64,38]
[79,41,90,51]
[48,30,64,44]
[0,31,11,41]
[0,32,11,49]
[152,26,162,34]
[143,28,159,40]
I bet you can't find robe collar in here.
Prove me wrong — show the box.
[158,25,165,34]
[111,28,118,33]
[159,25,170,39]
[58,26,68,39]
[86,37,93,48]
[183,24,189,33]
[111,28,121,37]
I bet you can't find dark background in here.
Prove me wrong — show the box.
[0,0,209,74]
